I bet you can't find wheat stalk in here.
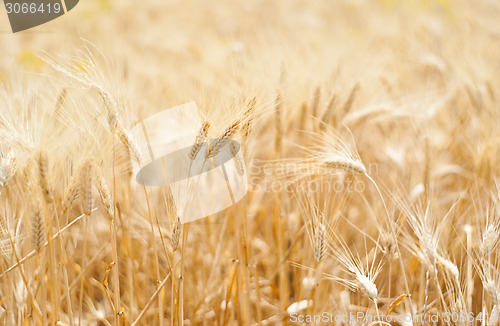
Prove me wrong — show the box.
[312,222,326,263]
[96,169,114,219]
[242,97,256,140]
[32,206,46,252]
[189,122,210,160]
[37,151,53,203]
[171,218,181,252]
[207,120,240,158]
[229,142,244,176]
[78,161,93,216]
[323,157,366,175]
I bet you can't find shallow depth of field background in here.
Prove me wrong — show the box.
[1,0,500,325]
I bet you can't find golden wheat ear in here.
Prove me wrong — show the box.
[78,161,93,216]
[189,122,210,161]
[171,218,181,252]
[312,222,326,263]
[323,158,366,175]
[31,204,46,253]
[96,167,114,219]
[37,150,53,204]
[207,120,240,158]
[242,97,256,140]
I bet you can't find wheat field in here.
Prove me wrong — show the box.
[1,0,500,325]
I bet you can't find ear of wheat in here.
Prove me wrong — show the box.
[79,161,93,216]
[323,156,366,175]
[189,122,210,160]
[43,56,142,164]
[310,86,321,118]
[320,91,337,128]
[312,222,326,263]
[32,205,46,252]
[481,217,499,257]
[171,218,182,252]
[0,151,16,194]
[96,169,114,219]
[340,82,360,116]
[437,254,459,281]
[242,97,256,139]
[37,150,53,203]
[207,120,240,158]
[325,238,381,302]
[268,127,366,185]
[229,142,245,176]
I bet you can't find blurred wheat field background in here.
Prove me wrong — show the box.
[1,0,500,325]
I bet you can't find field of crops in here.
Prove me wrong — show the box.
[1,0,500,325]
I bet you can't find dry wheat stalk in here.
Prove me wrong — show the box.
[242,97,256,140]
[96,170,114,219]
[437,254,459,281]
[115,126,142,164]
[37,151,53,203]
[189,122,210,160]
[320,91,338,128]
[481,223,499,257]
[32,206,46,252]
[53,88,67,116]
[62,181,80,215]
[323,157,366,175]
[207,120,240,158]
[171,218,182,252]
[44,57,142,164]
[312,222,326,263]
[310,86,321,118]
[326,247,380,302]
[229,142,244,176]
[355,273,379,301]
[79,161,93,216]
[340,82,360,115]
